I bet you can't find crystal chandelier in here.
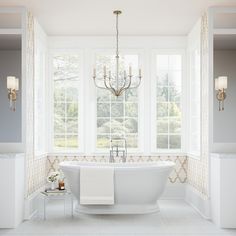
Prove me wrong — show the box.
[93,10,142,97]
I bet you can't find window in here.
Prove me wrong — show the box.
[189,48,201,155]
[95,54,139,150]
[155,54,182,150]
[53,54,80,150]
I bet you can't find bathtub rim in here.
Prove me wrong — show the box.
[59,160,176,170]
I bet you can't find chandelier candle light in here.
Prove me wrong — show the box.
[93,10,142,97]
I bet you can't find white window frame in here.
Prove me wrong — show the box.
[150,49,186,154]
[89,48,145,154]
[187,18,202,159]
[34,42,46,156]
[34,19,47,158]
[188,41,202,158]
[48,49,84,154]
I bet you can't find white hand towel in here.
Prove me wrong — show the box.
[80,166,114,205]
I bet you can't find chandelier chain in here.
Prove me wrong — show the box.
[116,12,119,58]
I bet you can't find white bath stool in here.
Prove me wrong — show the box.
[40,190,73,220]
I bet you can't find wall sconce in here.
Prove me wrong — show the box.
[7,76,19,111]
[215,76,227,111]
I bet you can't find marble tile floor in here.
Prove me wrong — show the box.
[0,200,236,236]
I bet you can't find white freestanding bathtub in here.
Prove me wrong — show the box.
[60,161,175,214]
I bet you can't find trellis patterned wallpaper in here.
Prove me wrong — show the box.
[187,14,209,198]
[47,155,188,184]
[25,12,47,196]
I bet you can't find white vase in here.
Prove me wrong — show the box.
[50,182,57,190]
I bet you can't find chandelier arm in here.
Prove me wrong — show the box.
[104,83,117,95]
[117,87,126,97]
[107,76,113,89]
[129,76,142,89]
[93,77,111,90]
[117,89,126,97]
[103,76,111,89]
[124,75,132,89]
[117,75,129,95]
[118,75,127,90]
[105,76,117,95]
[107,76,118,94]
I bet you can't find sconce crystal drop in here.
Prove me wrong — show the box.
[7,76,19,111]
[215,76,227,111]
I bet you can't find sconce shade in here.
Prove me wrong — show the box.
[7,76,19,90]
[7,76,15,89]
[219,76,227,90]
[215,78,219,90]
[15,78,19,91]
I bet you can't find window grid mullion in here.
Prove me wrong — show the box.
[123,93,126,140]
[167,55,170,149]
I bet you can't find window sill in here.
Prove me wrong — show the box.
[34,152,47,159]
[187,152,201,160]
[47,151,187,157]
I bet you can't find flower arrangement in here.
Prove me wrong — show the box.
[47,172,59,183]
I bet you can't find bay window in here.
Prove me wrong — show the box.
[49,48,185,154]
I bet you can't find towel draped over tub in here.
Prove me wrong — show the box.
[80,166,115,205]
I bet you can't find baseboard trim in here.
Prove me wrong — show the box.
[24,184,208,219]
[185,184,211,219]
[161,183,186,200]
[24,186,45,220]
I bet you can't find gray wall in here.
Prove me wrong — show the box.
[214,50,236,143]
[0,50,21,142]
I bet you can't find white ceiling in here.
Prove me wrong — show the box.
[0,0,236,36]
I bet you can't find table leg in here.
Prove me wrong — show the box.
[71,196,73,217]
[64,198,66,217]
[44,197,46,220]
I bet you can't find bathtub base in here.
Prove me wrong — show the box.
[75,203,160,215]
